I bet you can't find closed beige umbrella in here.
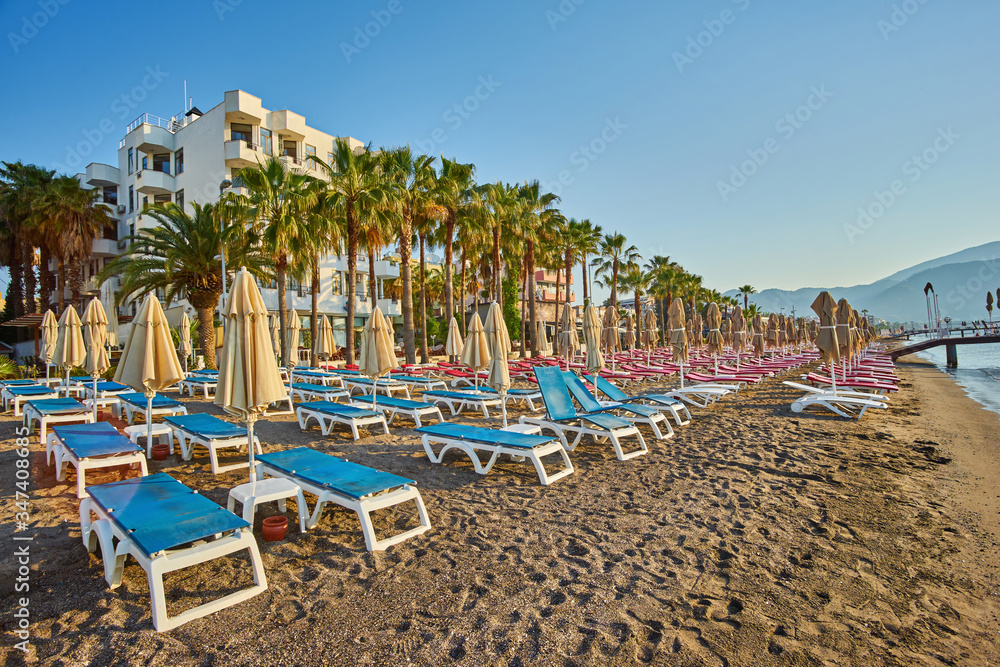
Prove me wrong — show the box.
[731,305,746,356]
[445,317,464,359]
[216,268,286,483]
[623,312,636,349]
[809,319,818,343]
[462,312,490,391]
[53,306,86,398]
[705,302,724,357]
[100,280,120,348]
[559,306,579,369]
[82,298,111,420]
[314,315,335,362]
[40,309,58,384]
[179,311,193,373]
[535,319,552,357]
[693,312,704,349]
[751,314,766,358]
[811,291,841,392]
[601,306,621,369]
[484,302,512,426]
[360,305,400,407]
[285,309,301,369]
[115,293,185,446]
[583,305,605,375]
[785,316,797,350]
[836,298,853,371]
[642,308,659,364]
[668,298,688,387]
[766,315,778,349]
[269,312,281,357]
[720,319,731,347]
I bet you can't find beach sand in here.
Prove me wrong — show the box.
[2,358,999,666]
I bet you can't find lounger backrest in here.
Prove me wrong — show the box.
[560,371,605,413]
[533,366,578,420]
[585,374,628,402]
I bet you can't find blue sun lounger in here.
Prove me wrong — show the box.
[255,447,431,551]
[519,366,648,461]
[561,372,673,440]
[420,389,503,418]
[79,473,266,631]
[288,382,349,402]
[294,401,389,439]
[163,413,261,474]
[343,376,411,399]
[349,394,446,427]
[116,392,188,423]
[415,422,574,485]
[84,381,132,398]
[178,375,216,398]
[290,370,345,388]
[47,422,147,498]
[582,374,693,426]
[23,397,94,443]
[3,384,60,415]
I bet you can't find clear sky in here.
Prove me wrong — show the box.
[1,0,997,300]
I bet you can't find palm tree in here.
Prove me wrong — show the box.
[303,191,344,366]
[517,181,560,356]
[380,147,436,364]
[575,219,603,307]
[99,203,269,369]
[433,157,476,329]
[591,232,639,310]
[311,140,394,365]
[224,156,321,366]
[0,162,56,315]
[738,284,757,310]
[619,263,649,339]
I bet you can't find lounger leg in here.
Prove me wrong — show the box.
[379,417,389,435]
[76,462,86,499]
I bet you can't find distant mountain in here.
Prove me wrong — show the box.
[724,240,1000,324]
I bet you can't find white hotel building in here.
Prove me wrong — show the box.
[74,89,402,347]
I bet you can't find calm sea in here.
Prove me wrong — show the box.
[912,338,1000,417]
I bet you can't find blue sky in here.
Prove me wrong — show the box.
[1,0,997,300]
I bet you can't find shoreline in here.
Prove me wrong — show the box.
[1,359,999,666]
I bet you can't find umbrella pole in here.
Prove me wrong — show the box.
[679,360,685,389]
[501,392,508,428]
[92,375,99,421]
[246,414,258,487]
[146,389,155,451]
[65,368,71,398]
[831,362,838,396]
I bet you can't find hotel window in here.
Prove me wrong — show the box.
[127,147,134,174]
[153,194,170,205]
[129,223,135,238]
[174,149,183,174]
[260,128,272,155]
[281,138,297,159]
[305,144,316,169]
[142,195,149,211]
[231,123,252,145]
[152,153,170,174]
[128,186,134,213]
[175,189,184,211]
[331,271,342,295]
[141,155,148,171]
[103,186,117,205]
[327,151,334,166]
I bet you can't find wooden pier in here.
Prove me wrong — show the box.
[889,334,1000,367]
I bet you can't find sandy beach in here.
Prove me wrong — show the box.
[2,358,999,667]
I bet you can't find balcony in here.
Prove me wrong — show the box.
[92,238,118,258]
[135,123,176,154]
[271,110,307,140]
[377,298,401,317]
[135,169,174,196]
[85,163,119,187]
[372,259,400,279]
[535,270,573,284]
[224,90,264,124]
[224,139,264,168]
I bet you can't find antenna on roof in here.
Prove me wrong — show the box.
[183,80,188,113]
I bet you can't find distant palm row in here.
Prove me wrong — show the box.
[1,144,764,370]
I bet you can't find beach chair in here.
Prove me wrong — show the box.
[83,381,133,399]
[561,372,673,440]
[294,401,389,439]
[785,385,888,419]
[782,381,889,403]
[255,447,431,551]
[420,389,503,418]
[79,473,266,631]
[343,376,411,399]
[390,375,449,393]
[290,369,345,388]
[583,374,692,426]
[23,397,94,443]
[288,382,349,403]
[349,394,446,427]
[47,422,147,498]
[178,375,217,398]
[163,413,261,474]
[484,387,545,412]
[416,422,573,485]
[116,392,188,424]
[3,384,59,415]
[520,366,648,461]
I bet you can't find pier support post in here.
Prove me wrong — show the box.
[946,343,958,368]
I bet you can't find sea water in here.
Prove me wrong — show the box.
[913,339,1000,417]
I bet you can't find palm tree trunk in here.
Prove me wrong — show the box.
[69,256,83,310]
[276,258,288,367]
[526,241,537,357]
[9,260,24,318]
[21,239,36,314]
[368,252,377,309]
[610,260,618,310]
[346,207,358,366]
[493,224,501,308]
[197,304,217,370]
[56,257,66,311]
[39,246,53,312]
[581,254,589,307]
[519,262,527,358]
[554,266,561,343]
[419,232,428,364]
[399,215,415,364]
[310,254,319,367]
[443,214,455,327]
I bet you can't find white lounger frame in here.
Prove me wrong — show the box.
[288,385,349,403]
[422,391,502,418]
[117,400,188,424]
[789,392,887,419]
[256,462,431,552]
[348,398,445,428]
[23,404,94,443]
[47,433,148,498]
[169,425,262,474]
[178,378,217,398]
[295,404,389,439]
[79,499,266,632]
[419,431,574,485]
[518,415,648,461]
[343,378,412,399]
[3,388,59,416]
